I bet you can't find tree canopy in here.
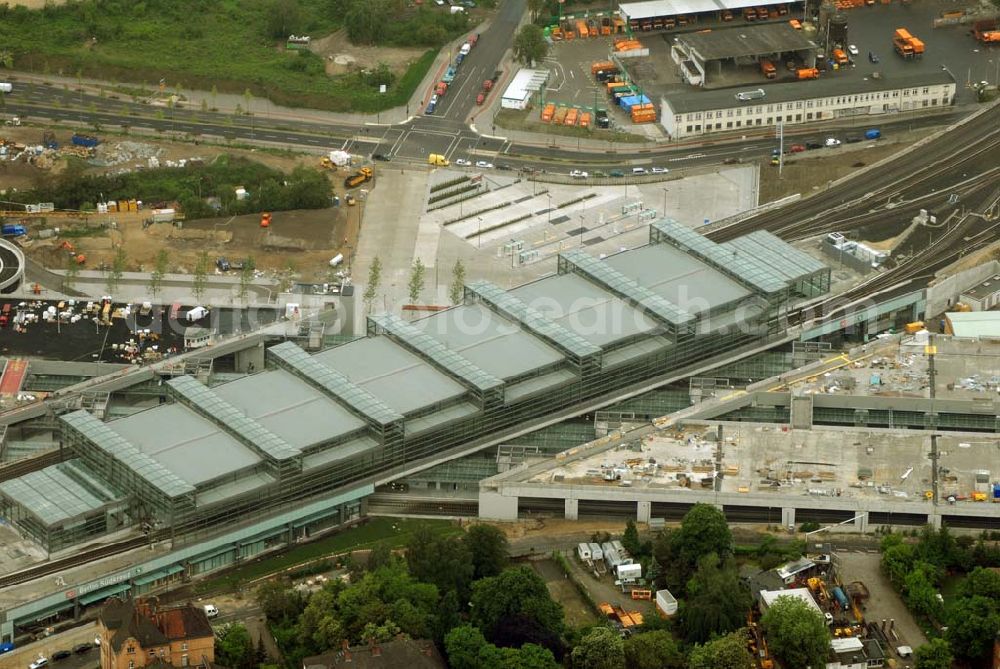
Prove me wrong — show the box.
[680,553,752,643]
[622,630,684,669]
[687,630,755,669]
[470,566,565,654]
[944,595,1000,661]
[444,624,559,669]
[464,524,509,580]
[570,626,625,669]
[406,524,474,602]
[913,638,953,669]
[513,24,548,66]
[760,595,830,669]
[653,503,733,594]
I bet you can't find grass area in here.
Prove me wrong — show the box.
[0,0,448,112]
[494,108,649,144]
[193,517,461,594]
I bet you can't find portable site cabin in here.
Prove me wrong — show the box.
[577,543,592,561]
[617,563,642,582]
[589,542,604,561]
[611,540,626,555]
[605,547,623,570]
[655,589,678,616]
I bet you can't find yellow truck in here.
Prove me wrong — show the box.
[428,154,450,166]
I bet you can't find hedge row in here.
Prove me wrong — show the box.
[430,176,470,193]
[443,201,511,226]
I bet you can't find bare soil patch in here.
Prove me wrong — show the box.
[309,29,428,77]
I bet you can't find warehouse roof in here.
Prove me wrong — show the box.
[663,70,956,114]
[414,303,566,380]
[0,460,120,526]
[313,336,469,414]
[676,23,816,60]
[604,244,751,314]
[109,404,261,487]
[213,369,368,450]
[619,0,787,20]
[945,311,1000,338]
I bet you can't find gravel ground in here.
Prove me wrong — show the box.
[836,549,925,665]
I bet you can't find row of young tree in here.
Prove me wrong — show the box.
[362,256,466,311]
[881,526,1000,666]
[63,248,258,302]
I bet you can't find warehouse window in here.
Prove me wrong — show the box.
[726,122,733,128]
[686,125,693,132]
[726,109,733,117]
[806,112,813,120]
[795,114,802,121]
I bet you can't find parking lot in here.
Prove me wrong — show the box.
[624,0,1000,102]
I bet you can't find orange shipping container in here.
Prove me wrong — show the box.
[540,103,556,122]
[591,60,616,74]
[909,37,924,52]
[895,27,912,40]
[564,108,579,126]
[553,107,569,124]
[576,20,589,37]
[579,112,591,128]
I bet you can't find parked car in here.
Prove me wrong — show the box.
[569,170,589,178]
[51,651,72,662]
[496,163,513,171]
[631,167,648,175]
[29,657,48,669]
[474,160,494,169]
[216,257,231,272]
[651,167,669,174]
[73,644,92,655]
[805,141,822,150]
[0,643,15,656]
[454,158,472,166]
[372,153,391,161]
[868,51,879,63]
[204,604,219,619]
[610,169,625,177]
[825,137,842,147]
[845,135,863,143]
[789,144,806,153]
[847,44,859,56]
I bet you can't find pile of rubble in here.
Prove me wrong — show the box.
[88,141,165,167]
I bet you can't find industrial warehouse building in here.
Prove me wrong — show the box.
[618,0,803,32]
[501,68,550,110]
[671,23,819,86]
[660,70,955,138]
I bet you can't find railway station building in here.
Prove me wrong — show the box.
[0,221,829,554]
[660,70,956,138]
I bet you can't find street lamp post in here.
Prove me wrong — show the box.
[478,217,483,249]
[661,187,669,218]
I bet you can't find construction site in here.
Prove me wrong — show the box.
[479,333,1000,530]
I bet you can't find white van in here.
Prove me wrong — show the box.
[632,167,647,175]
[203,604,219,618]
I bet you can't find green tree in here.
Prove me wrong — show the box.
[445,625,489,669]
[622,630,683,669]
[256,579,307,623]
[675,503,732,567]
[193,251,210,301]
[449,259,466,305]
[64,256,80,291]
[571,627,625,669]
[464,524,509,580]
[297,585,345,651]
[622,520,641,559]
[687,630,754,669]
[149,249,169,296]
[266,0,302,38]
[882,541,916,588]
[680,553,752,643]
[903,564,943,620]
[364,256,381,313]
[407,258,426,304]
[958,565,1000,601]
[107,246,127,292]
[761,595,830,669]
[239,256,257,302]
[513,25,547,66]
[367,541,393,571]
[945,596,1000,661]
[406,525,474,601]
[215,623,255,669]
[914,638,953,669]
[470,566,565,653]
[527,0,547,21]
